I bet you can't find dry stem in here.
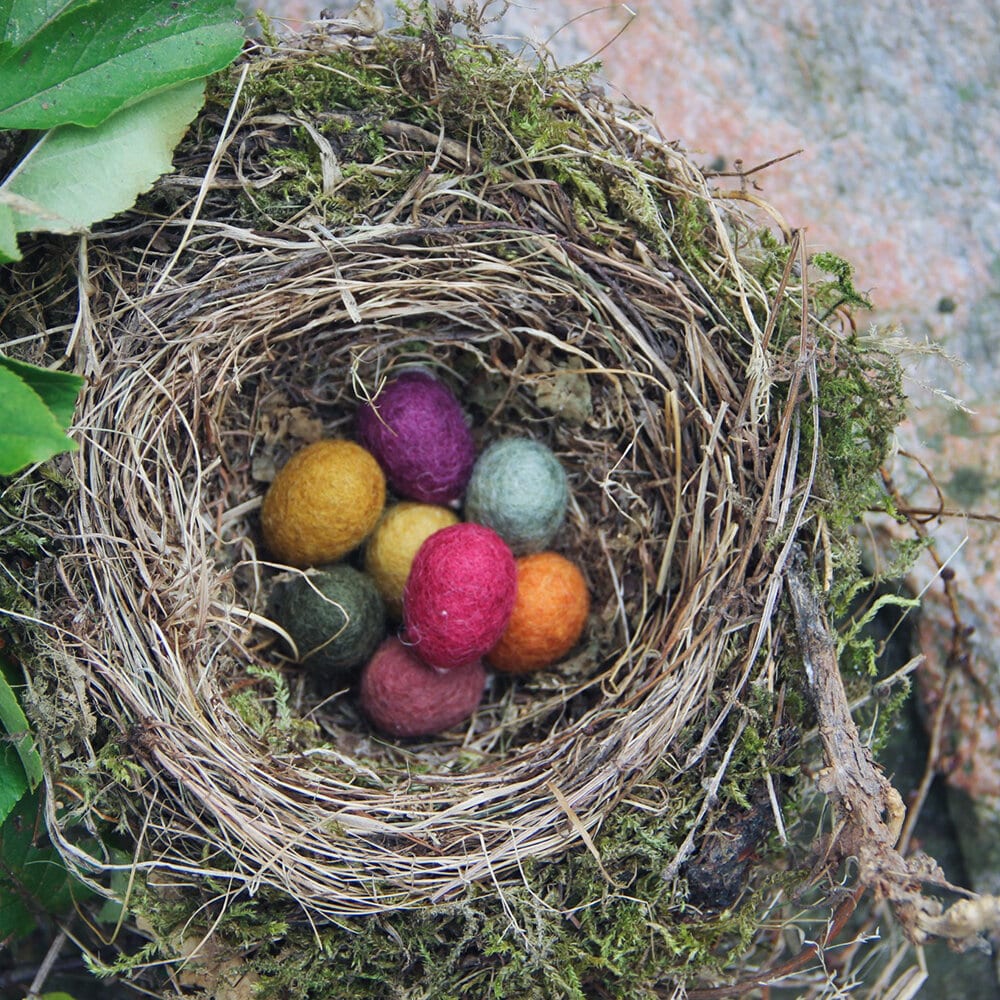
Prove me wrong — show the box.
[786,553,1000,952]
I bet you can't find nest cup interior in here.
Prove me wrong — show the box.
[228,234,710,757]
[23,21,806,918]
[255,331,681,736]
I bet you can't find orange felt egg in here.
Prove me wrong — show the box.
[487,551,590,673]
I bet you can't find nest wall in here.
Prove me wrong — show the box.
[4,8,900,947]
[50,229,789,917]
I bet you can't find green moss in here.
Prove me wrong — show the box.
[226,663,323,752]
[108,710,804,999]
[810,337,906,531]
[753,226,793,278]
[254,10,281,49]
[211,2,688,247]
[1,468,76,562]
[867,673,913,754]
[811,250,873,313]
[135,819,766,998]
[728,240,904,525]
[240,47,400,120]
[669,195,715,265]
[227,687,275,737]
[95,741,147,787]
[837,591,918,679]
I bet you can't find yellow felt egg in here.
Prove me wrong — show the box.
[364,501,458,617]
[261,439,385,568]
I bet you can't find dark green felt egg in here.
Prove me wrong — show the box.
[267,564,386,675]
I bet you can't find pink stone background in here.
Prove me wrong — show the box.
[253,0,1000,906]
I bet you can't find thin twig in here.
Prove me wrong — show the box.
[27,928,67,999]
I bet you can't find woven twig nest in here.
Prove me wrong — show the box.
[6,4,920,993]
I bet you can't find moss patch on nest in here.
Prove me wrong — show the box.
[101,739,792,999]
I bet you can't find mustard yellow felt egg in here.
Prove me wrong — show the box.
[261,439,385,568]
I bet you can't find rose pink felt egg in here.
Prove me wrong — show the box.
[359,637,486,738]
[402,522,516,670]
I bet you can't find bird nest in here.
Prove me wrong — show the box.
[4,4,923,993]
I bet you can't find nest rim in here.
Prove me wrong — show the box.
[9,13,842,924]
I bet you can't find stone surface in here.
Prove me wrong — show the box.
[249,0,1000,985]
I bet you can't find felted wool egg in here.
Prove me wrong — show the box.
[463,437,569,554]
[356,369,475,504]
[487,552,590,673]
[402,522,516,670]
[360,637,486,738]
[267,564,386,675]
[261,439,385,568]
[364,501,459,617]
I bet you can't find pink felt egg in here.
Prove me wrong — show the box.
[402,522,516,670]
[359,637,486,737]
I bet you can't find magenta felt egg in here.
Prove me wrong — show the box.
[359,637,486,738]
[356,370,475,504]
[402,522,517,670]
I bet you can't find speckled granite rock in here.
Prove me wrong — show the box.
[249,0,1000,978]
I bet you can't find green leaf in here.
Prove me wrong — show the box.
[0,658,44,793]
[0,790,85,940]
[0,199,18,260]
[0,0,243,130]
[0,1,96,48]
[0,366,77,474]
[0,355,83,428]
[0,744,28,826]
[1,77,206,236]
